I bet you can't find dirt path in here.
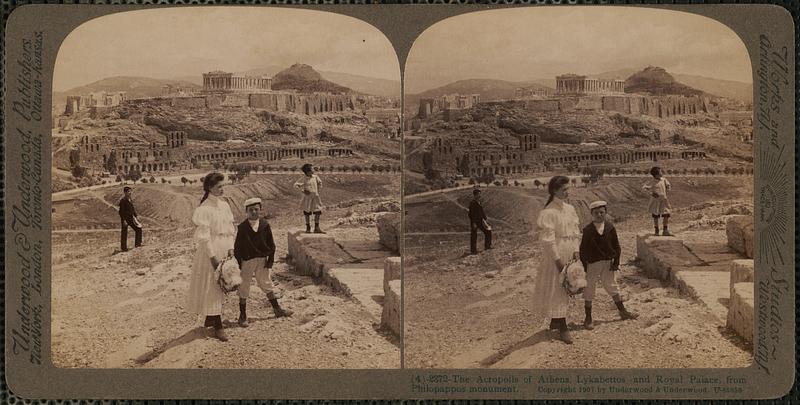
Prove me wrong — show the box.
[52,219,399,369]
[404,223,752,369]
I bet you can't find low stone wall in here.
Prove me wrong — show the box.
[727,282,754,343]
[635,233,702,283]
[381,280,401,336]
[726,260,754,343]
[286,231,340,277]
[726,215,754,258]
[377,212,401,254]
[383,257,401,293]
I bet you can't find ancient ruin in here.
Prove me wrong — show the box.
[202,70,273,93]
[556,74,625,95]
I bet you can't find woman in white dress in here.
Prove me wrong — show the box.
[532,175,582,344]
[186,172,236,342]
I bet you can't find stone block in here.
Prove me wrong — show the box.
[384,257,401,294]
[729,259,754,296]
[726,282,754,343]
[636,233,699,281]
[327,267,383,321]
[726,215,754,258]
[376,212,400,254]
[381,280,401,336]
[286,231,337,277]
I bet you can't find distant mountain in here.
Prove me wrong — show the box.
[53,76,201,106]
[317,71,399,98]
[237,66,399,97]
[593,67,752,102]
[624,67,707,97]
[406,78,554,107]
[271,64,352,94]
[672,74,752,103]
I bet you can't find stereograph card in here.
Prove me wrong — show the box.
[3,3,796,400]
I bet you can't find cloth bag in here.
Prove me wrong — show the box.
[215,256,242,293]
[561,259,587,296]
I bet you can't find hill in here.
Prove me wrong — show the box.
[271,64,353,94]
[406,78,553,108]
[53,76,201,107]
[624,66,708,97]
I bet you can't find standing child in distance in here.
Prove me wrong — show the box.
[233,197,292,326]
[579,200,638,331]
[294,163,324,233]
[642,166,673,236]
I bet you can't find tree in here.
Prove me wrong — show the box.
[533,179,541,189]
[468,178,476,185]
[212,162,222,170]
[104,152,117,174]
[181,176,188,186]
[126,169,142,184]
[116,175,123,183]
[149,175,156,183]
[723,167,731,175]
[571,177,578,187]
[161,178,167,183]
[71,165,86,179]
[502,179,509,186]
[493,180,502,186]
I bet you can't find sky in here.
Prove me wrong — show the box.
[53,7,400,91]
[405,7,753,94]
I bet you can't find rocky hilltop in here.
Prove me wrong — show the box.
[625,67,708,97]
[272,64,353,94]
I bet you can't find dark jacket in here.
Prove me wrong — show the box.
[468,199,487,225]
[118,197,137,222]
[579,221,621,271]
[233,217,276,268]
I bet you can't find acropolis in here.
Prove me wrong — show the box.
[202,71,273,93]
[556,74,625,95]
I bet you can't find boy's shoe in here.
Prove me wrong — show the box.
[313,225,325,234]
[654,228,660,236]
[661,229,674,237]
[305,224,312,233]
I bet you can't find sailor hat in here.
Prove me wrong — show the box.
[589,200,607,210]
[244,197,262,208]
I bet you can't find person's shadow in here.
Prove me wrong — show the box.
[134,327,208,365]
[478,329,552,367]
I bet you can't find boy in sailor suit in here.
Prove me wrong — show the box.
[233,197,292,327]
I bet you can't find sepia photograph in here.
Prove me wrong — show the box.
[50,7,401,369]
[403,7,755,369]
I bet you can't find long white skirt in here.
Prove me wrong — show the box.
[186,236,234,316]
[532,237,580,320]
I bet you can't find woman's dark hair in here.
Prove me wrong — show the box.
[200,172,225,205]
[544,175,571,208]
[650,166,662,177]
[301,163,313,174]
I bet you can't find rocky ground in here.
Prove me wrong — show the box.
[404,176,753,369]
[51,174,400,369]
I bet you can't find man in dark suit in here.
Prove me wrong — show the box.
[118,186,142,251]
[468,188,492,255]
[234,197,292,327]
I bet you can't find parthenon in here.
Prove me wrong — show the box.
[556,74,625,95]
[203,71,273,93]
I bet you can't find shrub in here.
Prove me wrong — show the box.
[493,181,501,186]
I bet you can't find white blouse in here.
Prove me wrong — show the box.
[192,195,236,258]
[536,199,581,260]
[294,174,322,195]
[643,177,671,198]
